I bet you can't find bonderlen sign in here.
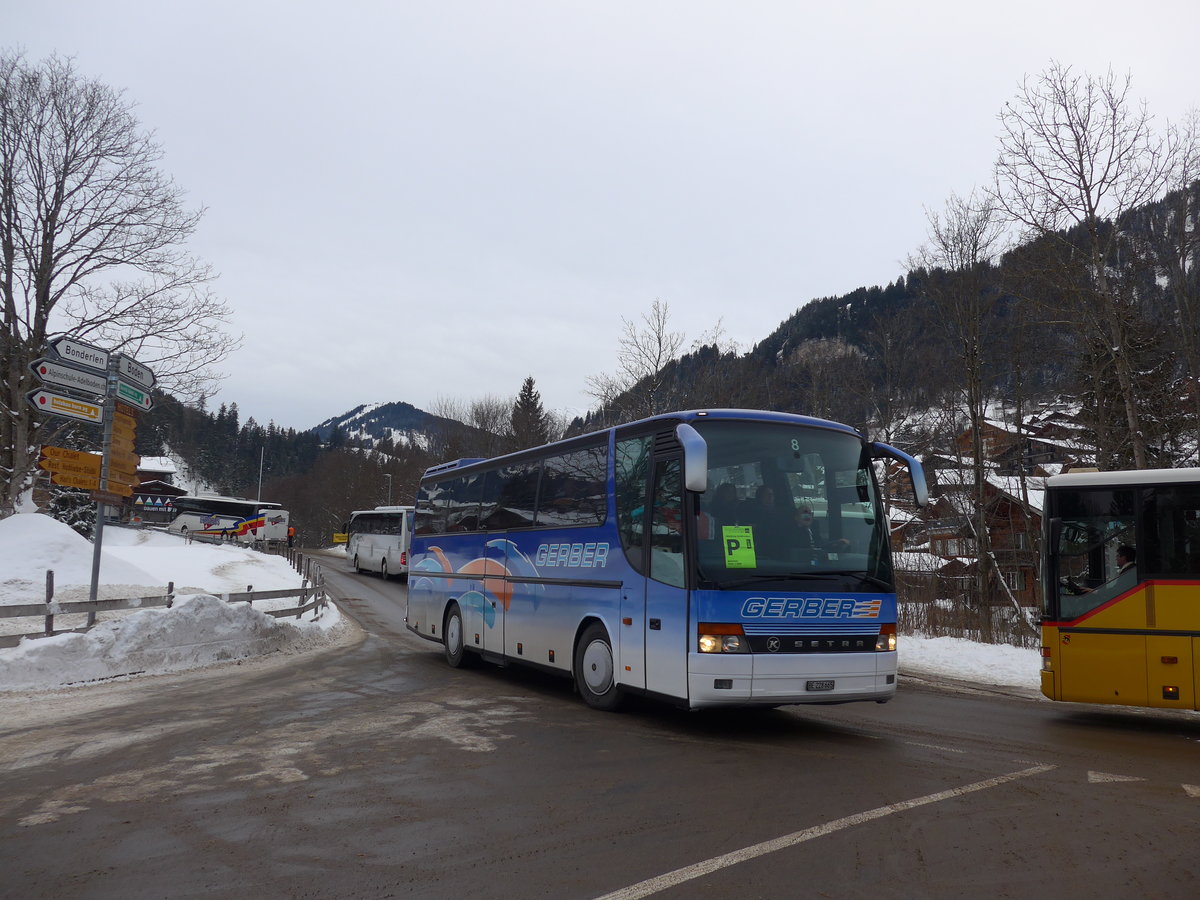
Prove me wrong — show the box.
[49,336,109,373]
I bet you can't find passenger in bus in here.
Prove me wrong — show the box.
[705,482,739,528]
[750,486,791,557]
[794,505,850,555]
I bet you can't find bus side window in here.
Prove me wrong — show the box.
[615,435,652,573]
[649,459,685,587]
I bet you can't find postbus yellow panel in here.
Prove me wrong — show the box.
[1058,630,1148,706]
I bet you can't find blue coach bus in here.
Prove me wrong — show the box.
[406,409,927,711]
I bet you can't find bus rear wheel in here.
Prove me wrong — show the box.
[380,558,389,579]
[444,603,473,668]
[575,623,623,711]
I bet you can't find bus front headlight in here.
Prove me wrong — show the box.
[698,624,749,653]
[875,624,897,652]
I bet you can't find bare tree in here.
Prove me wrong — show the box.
[909,190,1007,607]
[0,52,239,515]
[991,62,1174,468]
[428,394,513,461]
[1161,109,1200,460]
[586,298,685,424]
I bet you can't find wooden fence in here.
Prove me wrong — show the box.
[0,547,329,649]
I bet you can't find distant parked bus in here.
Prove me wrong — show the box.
[345,506,415,580]
[168,495,289,543]
[1041,467,1200,710]
[407,408,927,711]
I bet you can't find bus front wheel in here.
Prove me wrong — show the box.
[574,623,623,711]
[444,603,473,668]
[353,554,362,574]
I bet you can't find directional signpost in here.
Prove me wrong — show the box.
[26,389,104,424]
[28,339,156,615]
[116,379,153,411]
[29,358,108,396]
[50,336,109,373]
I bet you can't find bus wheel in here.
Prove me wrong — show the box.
[353,554,362,574]
[444,603,473,668]
[380,558,389,579]
[575,623,623,711]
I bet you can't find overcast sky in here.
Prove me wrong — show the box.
[9,1,1197,431]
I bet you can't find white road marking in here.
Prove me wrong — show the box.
[594,764,1055,900]
[1087,771,1146,783]
[904,741,967,754]
[1182,784,1200,798]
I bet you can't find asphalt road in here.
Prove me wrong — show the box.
[2,555,1199,899]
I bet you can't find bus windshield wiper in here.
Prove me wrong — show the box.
[852,572,893,591]
[715,573,838,589]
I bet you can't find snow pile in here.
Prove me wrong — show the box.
[0,513,346,692]
[0,512,162,598]
[0,594,315,690]
[900,634,1039,689]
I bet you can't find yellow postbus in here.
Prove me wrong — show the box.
[1040,468,1200,709]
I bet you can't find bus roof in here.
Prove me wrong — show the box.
[174,494,283,509]
[419,408,865,482]
[349,506,414,516]
[1046,467,1200,489]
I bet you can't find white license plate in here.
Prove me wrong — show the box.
[806,680,835,691]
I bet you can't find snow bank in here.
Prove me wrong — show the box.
[0,513,161,598]
[0,594,323,690]
[0,513,346,693]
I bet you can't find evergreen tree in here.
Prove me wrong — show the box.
[511,377,550,450]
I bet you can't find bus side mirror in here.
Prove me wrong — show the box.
[676,423,708,493]
[869,441,929,508]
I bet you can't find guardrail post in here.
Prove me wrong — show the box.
[166,581,175,609]
[45,570,54,636]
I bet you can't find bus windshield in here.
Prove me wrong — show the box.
[690,421,890,590]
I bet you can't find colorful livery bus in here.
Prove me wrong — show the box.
[168,495,289,543]
[407,409,927,710]
[346,505,415,579]
[1040,467,1200,710]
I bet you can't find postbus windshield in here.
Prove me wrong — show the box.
[690,421,891,590]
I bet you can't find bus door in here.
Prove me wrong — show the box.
[643,456,690,700]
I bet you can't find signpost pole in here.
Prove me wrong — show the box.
[86,356,120,622]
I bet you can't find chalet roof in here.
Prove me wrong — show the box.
[930,467,1046,514]
[137,456,177,475]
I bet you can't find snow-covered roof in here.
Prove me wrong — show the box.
[137,456,177,474]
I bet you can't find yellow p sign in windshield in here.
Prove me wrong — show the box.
[722,525,757,568]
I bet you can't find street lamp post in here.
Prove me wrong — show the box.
[384,473,393,506]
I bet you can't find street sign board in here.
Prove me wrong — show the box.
[27,389,103,424]
[29,358,107,396]
[50,470,100,491]
[50,337,109,373]
[108,472,140,489]
[116,380,153,411]
[103,479,134,497]
[110,432,136,453]
[41,445,100,464]
[111,413,137,438]
[110,449,141,471]
[116,355,155,389]
[39,452,102,479]
[91,489,128,505]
